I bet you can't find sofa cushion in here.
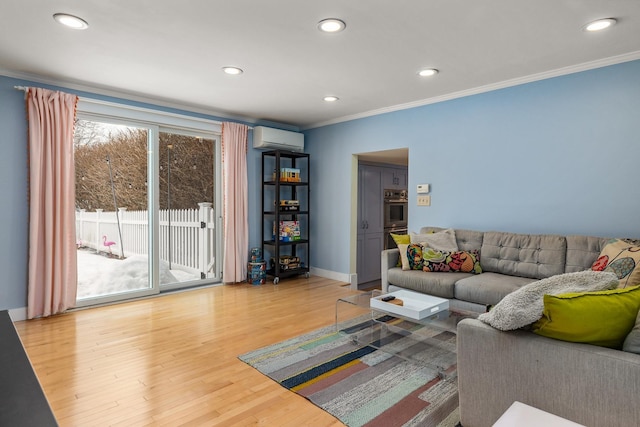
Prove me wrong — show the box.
[591,239,640,289]
[533,286,640,349]
[387,267,470,298]
[477,270,619,331]
[565,235,608,273]
[410,228,458,251]
[419,227,484,253]
[480,231,566,280]
[454,273,535,306]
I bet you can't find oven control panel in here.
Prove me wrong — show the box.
[384,189,407,201]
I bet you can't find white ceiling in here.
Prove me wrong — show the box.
[1,1,639,130]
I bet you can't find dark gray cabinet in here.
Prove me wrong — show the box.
[357,164,408,286]
[382,166,407,190]
[358,165,383,234]
[357,164,383,284]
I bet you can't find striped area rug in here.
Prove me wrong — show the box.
[239,316,460,427]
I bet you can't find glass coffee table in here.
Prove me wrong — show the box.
[335,289,383,329]
[335,289,475,378]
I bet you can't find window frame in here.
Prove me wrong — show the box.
[75,98,223,306]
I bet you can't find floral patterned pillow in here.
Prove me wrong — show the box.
[422,246,482,274]
[407,244,424,270]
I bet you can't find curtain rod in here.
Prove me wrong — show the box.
[15,86,256,129]
[13,85,255,129]
[14,85,29,99]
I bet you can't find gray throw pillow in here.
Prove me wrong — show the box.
[623,310,640,354]
[410,228,458,252]
[478,270,619,331]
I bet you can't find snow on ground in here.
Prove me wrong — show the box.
[76,249,200,299]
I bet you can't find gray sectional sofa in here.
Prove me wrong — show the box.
[457,317,640,426]
[381,227,640,426]
[381,226,609,312]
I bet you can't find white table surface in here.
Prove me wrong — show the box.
[492,401,585,427]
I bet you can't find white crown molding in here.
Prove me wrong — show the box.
[303,50,640,130]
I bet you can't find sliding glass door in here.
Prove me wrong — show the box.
[74,118,159,305]
[73,103,223,307]
[158,129,218,291]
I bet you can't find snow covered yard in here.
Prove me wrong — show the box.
[76,249,200,299]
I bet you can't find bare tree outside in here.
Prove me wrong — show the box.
[74,120,215,211]
[159,132,215,210]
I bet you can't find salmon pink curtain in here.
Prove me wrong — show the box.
[26,87,79,318]
[221,122,249,283]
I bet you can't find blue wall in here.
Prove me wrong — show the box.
[305,60,640,277]
[0,78,30,311]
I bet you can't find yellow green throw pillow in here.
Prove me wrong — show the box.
[391,233,410,246]
[392,234,411,267]
[532,286,640,349]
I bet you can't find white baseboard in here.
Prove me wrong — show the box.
[309,267,351,284]
[350,274,358,290]
[8,307,27,322]
[6,270,353,320]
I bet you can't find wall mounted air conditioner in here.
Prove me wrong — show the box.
[253,126,304,152]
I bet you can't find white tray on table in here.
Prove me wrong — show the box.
[370,290,449,320]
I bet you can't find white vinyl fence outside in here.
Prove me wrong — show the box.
[76,202,216,279]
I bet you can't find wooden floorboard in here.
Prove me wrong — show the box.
[14,276,371,426]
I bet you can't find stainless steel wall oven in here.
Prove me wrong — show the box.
[383,189,408,249]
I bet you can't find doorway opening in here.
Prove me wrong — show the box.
[354,148,409,290]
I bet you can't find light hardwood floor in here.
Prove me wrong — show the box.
[15,276,369,426]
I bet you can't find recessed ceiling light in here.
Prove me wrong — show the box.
[583,18,617,32]
[53,13,89,30]
[418,68,439,77]
[222,66,243,75]
[323,96,339,102]
[318,18,346,33]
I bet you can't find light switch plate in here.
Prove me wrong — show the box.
[417,195,431,206]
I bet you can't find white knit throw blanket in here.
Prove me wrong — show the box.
[478,270,619,331]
